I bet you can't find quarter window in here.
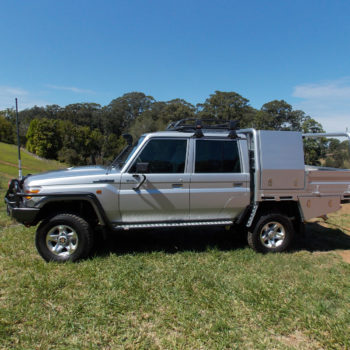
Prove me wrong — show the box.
[130,139,187,173]
[195,140,241,173]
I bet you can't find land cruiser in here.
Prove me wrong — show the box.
[5,119,350,262]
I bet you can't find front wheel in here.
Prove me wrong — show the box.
[35,213,94,262]
[247,213,294,253]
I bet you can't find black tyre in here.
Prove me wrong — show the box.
[35,213,94,262]
[247,213,294,253]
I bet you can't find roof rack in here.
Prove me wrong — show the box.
[166,118,239,132]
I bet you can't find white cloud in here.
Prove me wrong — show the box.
[292,78,350,132]
[0,86,49,110]
[293,78,350,100]
[0,84,96,111]
[46,84,95,94]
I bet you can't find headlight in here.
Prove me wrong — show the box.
[24,187,41,199]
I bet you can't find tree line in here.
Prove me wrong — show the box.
[0,91,348,167]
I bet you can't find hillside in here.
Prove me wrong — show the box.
[0,141,66,181]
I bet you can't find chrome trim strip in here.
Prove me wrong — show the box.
[114,220,233,230]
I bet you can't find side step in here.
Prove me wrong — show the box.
[113,220,233,231]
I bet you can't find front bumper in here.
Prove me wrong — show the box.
[5,197,40,226]
[5,178,40,226]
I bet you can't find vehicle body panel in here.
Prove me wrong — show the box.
[188,138,250,220]
[298,196,341,220]
[258,131,305,190]
[119,173,190,222]
[189,173,250,219]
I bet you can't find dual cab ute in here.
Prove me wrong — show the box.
[5,119,350,262]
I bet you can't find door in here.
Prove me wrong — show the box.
[190,139,250,220]
[119,138,190,223]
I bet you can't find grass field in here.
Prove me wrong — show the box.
[0,142,66,180]
[1,142,350,349]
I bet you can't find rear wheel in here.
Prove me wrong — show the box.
[35,213,94,262]
[248,213,294,253]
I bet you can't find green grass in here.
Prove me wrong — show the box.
[1,143,350,349]
[0,141,66,178]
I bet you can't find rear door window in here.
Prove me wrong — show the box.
[195,140,241,173]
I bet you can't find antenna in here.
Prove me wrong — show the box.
[15,98,22,180]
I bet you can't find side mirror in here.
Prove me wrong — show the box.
[135,162,149,173]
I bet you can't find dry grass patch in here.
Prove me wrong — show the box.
[277,330,324,350]
[337,250,350,263]
[313,203,350,263]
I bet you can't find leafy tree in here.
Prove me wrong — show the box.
[101,134,126,164]
[300,115,324,133]
[61,103,102,128]
[325,139,350,168]
[18,106,48,146]
[88,128,104,164]
[56,120,84,165]
[26,118,61,159]
[56,120,105,165]
[300,116,326,165]
[129,99,195,139]
[13,90,333,167]
[260,100,304,131]
[328,138,341,153]
[0,113,15,144]
[196,91,255,127]
[44,104,62,119]
[157,99,196,130]
[104,92,155,136]
[57,147,81,165]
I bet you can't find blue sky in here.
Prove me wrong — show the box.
[1,0,350,132]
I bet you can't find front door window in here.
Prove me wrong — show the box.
[130,139,187,173]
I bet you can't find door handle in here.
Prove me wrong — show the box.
[172,183,183,188]
[233,182,243,187]
[126,179,137,183]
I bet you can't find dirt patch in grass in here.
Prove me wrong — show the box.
[339,203,350,215]
[277,330,323,349]
[315,203,350,263]
[337,250,350,263]
[0,159,29,169]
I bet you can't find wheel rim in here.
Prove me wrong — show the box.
[46,225,79,257]
[259,221,285,248]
